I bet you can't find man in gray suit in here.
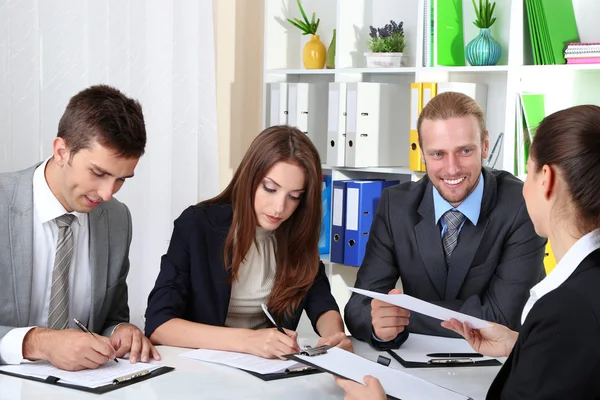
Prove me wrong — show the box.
[345,91,547,350]
[0,85,159,370]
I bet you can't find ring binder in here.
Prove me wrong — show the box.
[298,345,331,357]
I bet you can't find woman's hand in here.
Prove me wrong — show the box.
[335,376,386,400]
[441,318,518,357]
[316,332,354,353]
[244,328,301,359]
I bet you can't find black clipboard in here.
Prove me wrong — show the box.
[0,365,174,394]
[386,349,502,368]
[240,366,323,381]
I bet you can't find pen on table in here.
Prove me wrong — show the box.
[73,318,118,363]
[426,353,484,358]
[261,303,286,335]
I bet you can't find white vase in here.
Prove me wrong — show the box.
[364,52,405,68]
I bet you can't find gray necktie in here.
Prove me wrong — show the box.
[47,214,76,330]
[442,210,466,265]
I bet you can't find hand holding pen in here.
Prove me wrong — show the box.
[74,318,118,363]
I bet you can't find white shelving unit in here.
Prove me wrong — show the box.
[261,0,600,326]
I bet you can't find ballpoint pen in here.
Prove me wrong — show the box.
[426,353,483,358]
[73,318,118,363]
[260,303,286,335]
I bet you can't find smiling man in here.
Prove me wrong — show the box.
[345,91,547,349]
[0,85,160,370]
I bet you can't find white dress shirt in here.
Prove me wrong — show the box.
[521,228,600,324]
[0,158,92,364]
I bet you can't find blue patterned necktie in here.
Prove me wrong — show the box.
[442,210,465,266]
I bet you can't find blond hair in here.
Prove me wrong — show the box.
[417,91,486,147]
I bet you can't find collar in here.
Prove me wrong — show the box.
[433,172,484,226]
[529,229,600,302]
[33,157,85,226]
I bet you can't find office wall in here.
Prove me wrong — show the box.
[213,0,265,191]
[0,0,219,328]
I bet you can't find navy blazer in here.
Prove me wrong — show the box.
[345,168,546,349]
[145,203,339,338]
[487,248,600,399]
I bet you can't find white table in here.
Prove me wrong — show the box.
[0,339,500,400]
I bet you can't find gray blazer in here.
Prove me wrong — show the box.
[344,168,547,349]
[0,164,132,349]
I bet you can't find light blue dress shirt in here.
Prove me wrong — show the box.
[433,173,484,235]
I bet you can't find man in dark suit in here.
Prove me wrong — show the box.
[344,91,546,350]
[0,85,159,370]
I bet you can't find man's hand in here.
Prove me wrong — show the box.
[22,328,116,371]
[371,289,410,341]
[316,332,354,353]
[109,323,161,363]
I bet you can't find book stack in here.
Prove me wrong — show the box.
[564,43,600,64]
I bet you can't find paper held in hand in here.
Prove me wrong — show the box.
[348,287,491,329]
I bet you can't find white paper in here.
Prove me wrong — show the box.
[392,333,496,363]
[295,347,469,400]
[0,360,160,388]
[180,349,304,375]
[348,287,492,329]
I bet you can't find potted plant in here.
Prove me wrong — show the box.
[287,0,326,69]
[365,20,406,68]
[465,0,502,66]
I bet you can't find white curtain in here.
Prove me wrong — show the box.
[0,0,219,329]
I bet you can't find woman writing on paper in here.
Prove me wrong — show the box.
[336,105,600,399]
[145,125,352,359]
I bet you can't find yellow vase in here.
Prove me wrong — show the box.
[302,35,326,69]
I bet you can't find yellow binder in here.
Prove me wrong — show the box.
[544,241,556,274]
[410,82,437,172]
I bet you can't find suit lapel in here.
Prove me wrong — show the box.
[415,183,447,299]
[89,205,108,323]
[445,169,497,300]
[9,166,36,326]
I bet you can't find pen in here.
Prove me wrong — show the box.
[426,353,483,358]
[260,303,286,335]
[73,318,118,363]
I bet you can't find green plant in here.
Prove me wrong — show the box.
[367,21,405,53]
[471,0,497,29]
[287,0,320,35]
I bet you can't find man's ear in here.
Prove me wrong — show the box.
[52,137,70,166]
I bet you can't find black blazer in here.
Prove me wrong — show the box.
[345,168,547,349]
[145,204,339,338]
[487,248,600,399]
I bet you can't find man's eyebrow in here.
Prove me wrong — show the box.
[90,163,134,179]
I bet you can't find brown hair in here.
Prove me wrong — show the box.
[58,84,147,158]
[530,105,600,234]
[417,91,487,148]
[202,125,323,319]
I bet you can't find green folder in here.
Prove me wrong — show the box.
[539,0,579,65]
[521,93,546,172]
[435,0,465,66]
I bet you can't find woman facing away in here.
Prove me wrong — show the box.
[336,105,600,399]
[145,125,352,359]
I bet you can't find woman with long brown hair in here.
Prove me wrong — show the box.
[144,125,351,358]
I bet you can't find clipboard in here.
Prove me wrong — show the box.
[284,346,472,400]
[0,365,174,394]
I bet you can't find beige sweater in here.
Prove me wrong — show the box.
[224,227,276,329]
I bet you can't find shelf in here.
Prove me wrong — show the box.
[333,165,419,175]
[335,67,418,74]
[520,64,600,72]
[266,69,336,75]
[419,65,510,73]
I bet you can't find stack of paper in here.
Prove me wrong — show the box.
[525,0,579,64]
[564,42,600,64]
[180,349,306,375]
[0,360,160,388]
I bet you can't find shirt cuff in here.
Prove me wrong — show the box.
[0,327,36,364]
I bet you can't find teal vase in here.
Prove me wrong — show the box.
[465,28,501,66]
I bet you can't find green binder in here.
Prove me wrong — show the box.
[435,0,465,66]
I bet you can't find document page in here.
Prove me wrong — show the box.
[294,347,470,400]
[393,333,496,363]
[180,349,305,375]
[349,287,491,329]
[0,360,160,388]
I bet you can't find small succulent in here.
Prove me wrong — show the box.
[368,20,405,53]
[471,0,497,29]
[287,0,320,35]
